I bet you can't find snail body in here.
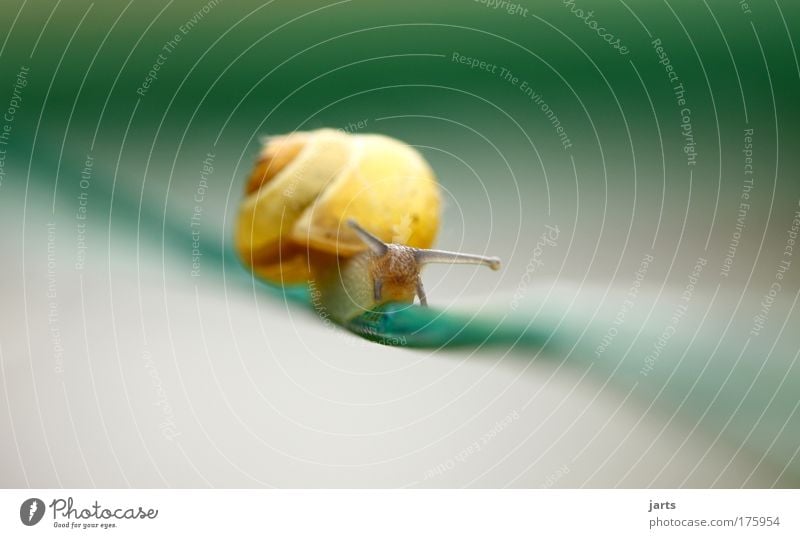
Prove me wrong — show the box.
[237,129,499,324]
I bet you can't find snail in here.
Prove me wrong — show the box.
[236,128,500,325]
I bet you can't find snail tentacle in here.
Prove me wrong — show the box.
[416,278,428,306]
[347,218,388,256]
[415,249,501,271]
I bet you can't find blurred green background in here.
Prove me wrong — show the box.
[2,0,799,283]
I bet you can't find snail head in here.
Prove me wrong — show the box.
[347,219,500,307]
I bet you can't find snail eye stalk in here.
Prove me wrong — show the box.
[347,218,389,256]
[414,249,501,271]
